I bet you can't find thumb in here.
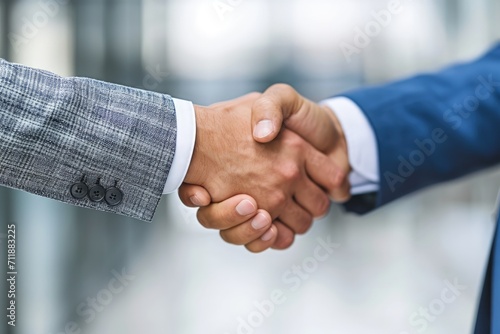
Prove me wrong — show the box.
[251,84,303,143]
[251,84,338,154]
[178,183,212,207]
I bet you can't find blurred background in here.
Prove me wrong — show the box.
[1,0,500,333]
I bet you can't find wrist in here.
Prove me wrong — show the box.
[324,106,346,145]
[322,105,351,172]
[184,105,210,185]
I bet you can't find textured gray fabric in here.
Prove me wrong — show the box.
[0,59,177,221]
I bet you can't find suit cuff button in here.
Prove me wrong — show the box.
[70,182,88,199]
[105,187,123,206]
[89,185,106,202]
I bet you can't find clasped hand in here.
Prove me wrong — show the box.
[180,85,351,252]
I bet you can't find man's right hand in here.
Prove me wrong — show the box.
[181,92,345,252]
[179,85,352,252]
[251,84,351,202]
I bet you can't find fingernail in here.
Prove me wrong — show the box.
[261,228,275,241]
[253,120,274,139]
[251,213,269,230]
[236,200,256,216]
[190,195,203,206]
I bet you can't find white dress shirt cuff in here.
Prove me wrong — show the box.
[163,98,196,194]
[321,97,380,195]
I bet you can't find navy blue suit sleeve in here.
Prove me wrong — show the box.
[341,43,500,214]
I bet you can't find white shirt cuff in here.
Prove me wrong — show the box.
[321,97,380,195]
[163,98,196,194]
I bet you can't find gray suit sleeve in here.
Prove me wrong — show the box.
[0,59,177,221]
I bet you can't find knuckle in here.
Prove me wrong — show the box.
[271,192,287,211]
[198,207,231,230]
[247,92,261,100]
[308,150,323,169]
[326,178,339,191]
[246,244,266,254]
[283,202,313,235]
[295,216,313,235]
[220,230,244,246]
[219,230,230,243]
[275,233,295,249]
[196,210,213,229]
[323,169,344,192]
[239,225,260,245]
[313,193,331,218]
[274,83,294,95]
[319,198,332,217]
[253,96,276,113]
[281,163,301,181]
[334,170,347,188]
[283,132,304,149]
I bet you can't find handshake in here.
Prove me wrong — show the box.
[178,84,351,253]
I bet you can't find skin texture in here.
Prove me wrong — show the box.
[180,85,351,252]
[251,84,351,202]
